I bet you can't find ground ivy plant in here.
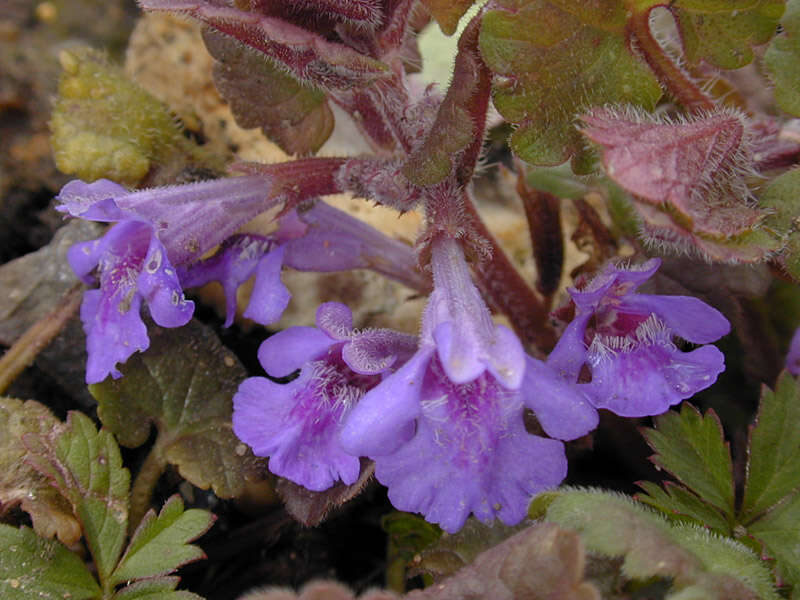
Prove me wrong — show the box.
[2,0,800,598]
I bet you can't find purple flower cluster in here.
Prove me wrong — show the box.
[232,238,729,532]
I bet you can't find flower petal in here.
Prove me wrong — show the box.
[137,237,194,328]
[55,179,131,221]
[339,347,431,457]
[243,245,291,326]
[623,294,730,344]
[257,326,336,377]
[520,356,598,440]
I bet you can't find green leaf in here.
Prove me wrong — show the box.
[0,398,81,545]
[90,319,253,499]
[421,0,478,34]
[479,0,661,166]
[644,405,735,518]
[747,491,800,587]
[766,0,800,116]
[637,481,732,534]
[110,495,214,586]
[112,576,203,600]
[741,372,800,521]
[0,524,101,600]
[25,412,130,584]
[672,0,785,70]
[543,488,778,599]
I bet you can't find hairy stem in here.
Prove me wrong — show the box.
[462,194,557,353]
[627,8,714,112]
[0,283,82,395]
[129,440,168,534]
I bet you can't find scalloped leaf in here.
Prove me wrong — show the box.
[0,398,81,546]
[479,0,661,166]
[0,524,101,600]
[741,372,800,522]
[109,495,214,586]
[421,0,477,35]
[671,0,786,70]
[89,319,254,499]
[112,576,203,599]
[766,0,800,116]
[137,0,390,91]
[643,405,735,518]
[202,29,334,156]
[24,411,130,584]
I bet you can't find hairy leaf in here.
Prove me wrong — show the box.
[51,47,215,185]
[138,0,390,91]
[90,319,254,498]
[644,405,735,518]
[761,168,800,278]
[0,524,101,600]
[110,495,214,586]
[276,460,374,527]
[24,411,130,584]
[741,372,800,521]
[421,0,477,35]
[671,0,786,70]
[747,491,800,587]
[637,481,732,534]
[766,0,800,116]
[203,29,334,156]
[406,522,599,600]
[0,398,80,545]
[402,17,491,186]
[479,0,661,166]
[543,489,777,599]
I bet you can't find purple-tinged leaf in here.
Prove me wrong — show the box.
[203,29,334,155]
[275,461,374,527]
[422,0,476,35]
[479,0,661,166]
[138,0,391,91]
[402,17,491,187]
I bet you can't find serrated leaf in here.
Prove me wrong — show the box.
[112,576,203,599]
[138,0,390,91]
[766,0,800,116]
[672,0,785,70]
[421,0,477,35]
[644,405,735,519]
[0,524,101,600]
[0,398,81,545]
[741,372,800,521]
[203,29,334,156]
[637,481,732,534]
[479,0,661,166]
[110,495,213,586]
[51,47,215,186]
[747,491,800,587]
[24,411,130,584]
[90,319,252,498]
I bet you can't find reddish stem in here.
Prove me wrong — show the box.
[627,8,714,112]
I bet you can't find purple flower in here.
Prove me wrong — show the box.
[548,258,730,417]
[233,302,417,491]
[787,327,800,376]
[56,176,279,382]
[339,236,594,532]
